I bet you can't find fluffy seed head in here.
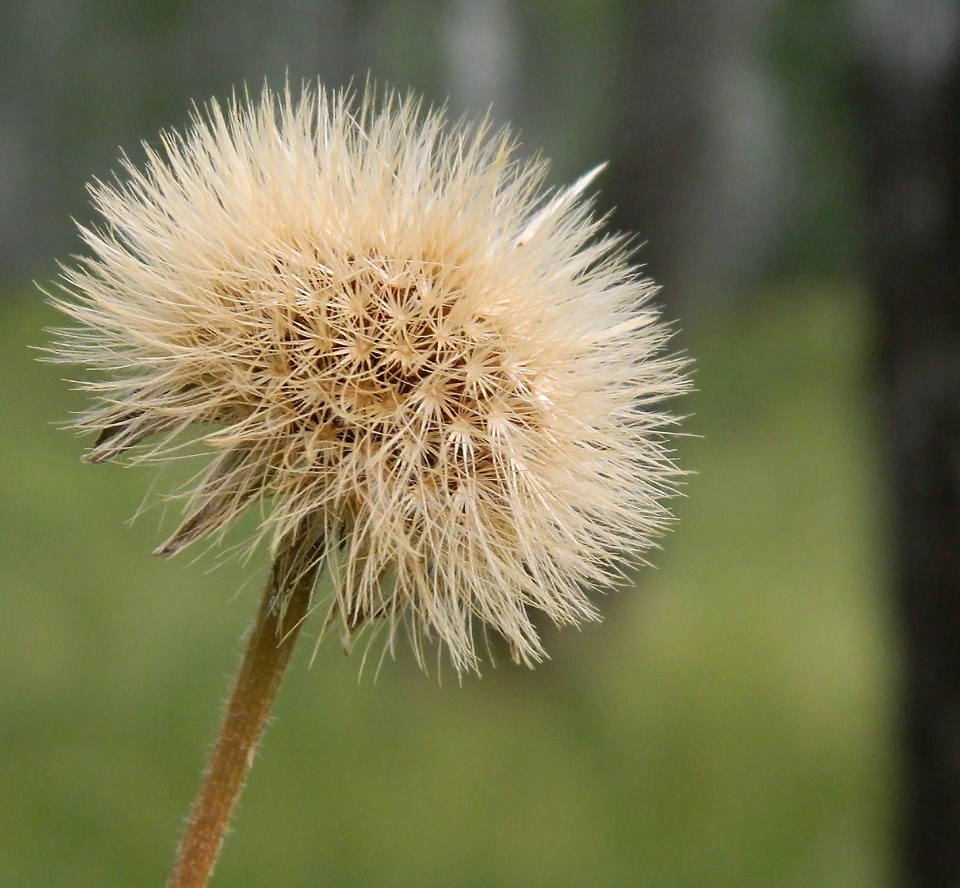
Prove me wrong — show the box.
[50,83,688,673]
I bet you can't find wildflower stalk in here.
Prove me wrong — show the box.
[49,82,689,888]
[166,527,320,888]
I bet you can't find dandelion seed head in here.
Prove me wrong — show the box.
[50,82,689,673]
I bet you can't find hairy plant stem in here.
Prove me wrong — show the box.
[165,532,319,888]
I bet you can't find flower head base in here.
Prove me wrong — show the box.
[52,83,687,673]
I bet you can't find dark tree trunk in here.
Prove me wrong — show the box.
[604,1,718,304]
[855,9,960,885]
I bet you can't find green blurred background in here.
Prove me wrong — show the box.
[0,2,913,886]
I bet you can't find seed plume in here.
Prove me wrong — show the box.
[51,83,688,674]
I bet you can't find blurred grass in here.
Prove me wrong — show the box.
[0,285,895,887]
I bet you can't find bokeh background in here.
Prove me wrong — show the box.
[5,1,957,886]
